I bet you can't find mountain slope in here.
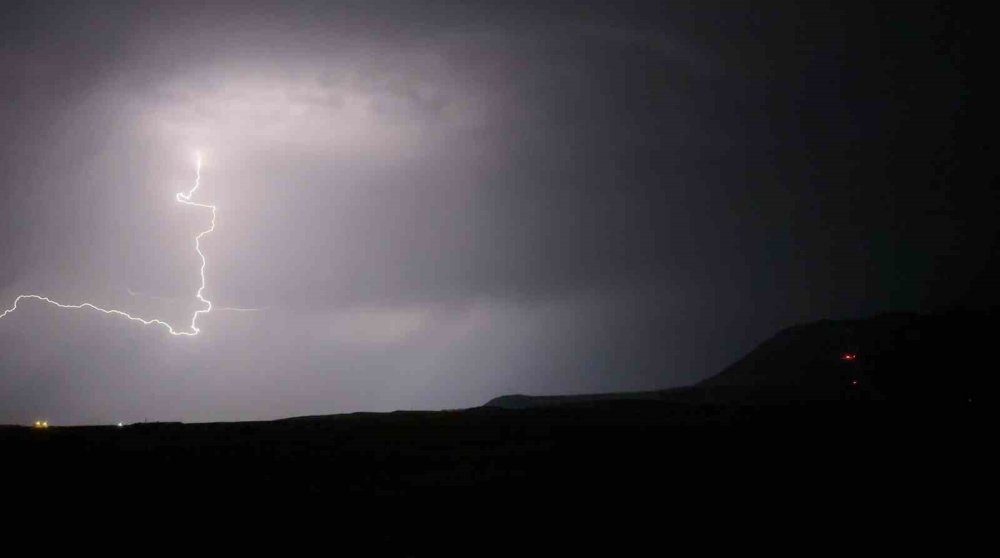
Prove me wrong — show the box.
[485,311,986,408]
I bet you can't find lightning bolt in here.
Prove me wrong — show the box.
[1,154,221,336]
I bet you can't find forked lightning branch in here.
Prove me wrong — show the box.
[1,154,219,336]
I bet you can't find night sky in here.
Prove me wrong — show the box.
[0,1,992,424]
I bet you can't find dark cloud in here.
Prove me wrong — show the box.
[1,1,990,423]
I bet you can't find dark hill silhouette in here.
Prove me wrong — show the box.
[486,311,986,408]
[2,310,984,547]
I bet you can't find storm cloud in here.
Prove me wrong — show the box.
[1,1,988,423]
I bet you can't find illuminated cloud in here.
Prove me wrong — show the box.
[0,2,978,424]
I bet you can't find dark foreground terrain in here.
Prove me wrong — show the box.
[2,311,985,547]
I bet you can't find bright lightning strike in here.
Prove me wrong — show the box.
[1,154,220,337]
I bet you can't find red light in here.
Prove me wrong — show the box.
[841,353,857,361]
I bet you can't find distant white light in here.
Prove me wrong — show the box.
[117,422,124,427]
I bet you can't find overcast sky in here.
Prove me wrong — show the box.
[0,1,990,423]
